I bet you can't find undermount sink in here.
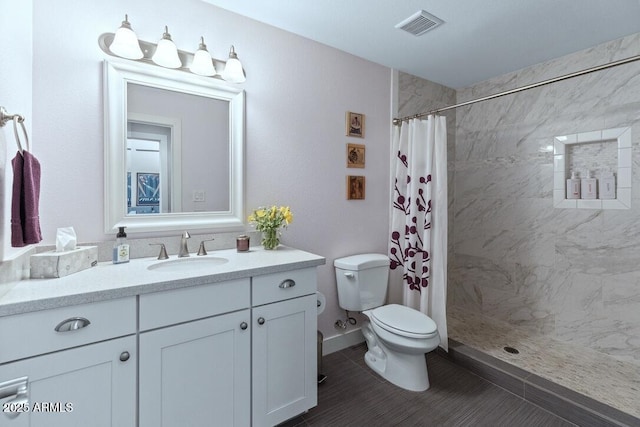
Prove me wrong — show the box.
[147,257,229,272]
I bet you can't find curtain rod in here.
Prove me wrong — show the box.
[392,53,640,125]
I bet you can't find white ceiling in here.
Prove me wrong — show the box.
[202,0,640,88]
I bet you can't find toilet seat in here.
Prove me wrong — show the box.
[370,304,437,339]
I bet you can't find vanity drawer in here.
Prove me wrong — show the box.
[252,268,317,306]
[0,297,136,364]
[139,278,250,331]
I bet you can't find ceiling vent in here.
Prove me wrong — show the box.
[395,10,444,36]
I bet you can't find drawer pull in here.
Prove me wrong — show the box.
[279,279,296,289]
[0,377,28,419]
[54,317,91,332]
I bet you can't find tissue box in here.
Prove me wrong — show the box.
[30,246,98,279]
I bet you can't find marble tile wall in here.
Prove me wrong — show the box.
[567,140,618,179]
[451,32,640,366]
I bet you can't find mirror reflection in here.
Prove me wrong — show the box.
[126,84,230,214]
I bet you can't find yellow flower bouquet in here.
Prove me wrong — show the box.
[248,205,293,249]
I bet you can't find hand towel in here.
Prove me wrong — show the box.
[11,150,42,247]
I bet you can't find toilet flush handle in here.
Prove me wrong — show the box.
[344,272,355,279]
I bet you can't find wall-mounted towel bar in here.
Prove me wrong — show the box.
[0,106,25,127]
[0,106,29,153]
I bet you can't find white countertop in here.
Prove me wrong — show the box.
[0,246,325,317]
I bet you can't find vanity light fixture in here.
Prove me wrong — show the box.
[100,16,246,82]
[108,14,143,60]
[151,26,182,69]
[190,36,217,77]
[221,45,246,83]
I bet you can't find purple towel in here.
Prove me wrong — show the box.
[11,150,42,247]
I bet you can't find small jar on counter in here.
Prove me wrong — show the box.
[236,235,250,252]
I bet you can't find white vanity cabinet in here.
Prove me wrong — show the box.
[138,269,318,427]
[251,268,318,427]
[0,298,137,427]
[138,279,252,427]
[0,248,324,427]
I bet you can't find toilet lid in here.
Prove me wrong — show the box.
[371,304,437,337]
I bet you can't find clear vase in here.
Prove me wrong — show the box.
[262,228,279,250]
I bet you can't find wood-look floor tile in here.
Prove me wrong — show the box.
[296,345,574,427]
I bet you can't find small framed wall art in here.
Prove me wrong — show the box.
[347,175,365,200]
[346,111,364,138]
[347,143,365,168]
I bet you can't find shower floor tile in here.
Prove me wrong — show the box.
[448,307,640,420]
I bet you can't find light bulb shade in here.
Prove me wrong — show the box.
[190,38,216,76]
[221,46,246,83]
[109,15,143,59]
[222,58,245,83]
[151,27,182,69]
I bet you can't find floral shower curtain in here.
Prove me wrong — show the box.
[389,116,448,351]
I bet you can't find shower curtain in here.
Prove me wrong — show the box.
[389,116,448,351]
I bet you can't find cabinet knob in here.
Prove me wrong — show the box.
[119,351,130,362]
[257,317,265,325]
[240,322,248,330]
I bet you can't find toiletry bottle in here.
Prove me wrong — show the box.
[600,170,616,199]
[566,170,580,199]
[581,170,597,199]
[113,226,130,264]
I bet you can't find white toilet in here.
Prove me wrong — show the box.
[334,253,440,392]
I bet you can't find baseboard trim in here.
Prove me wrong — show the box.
[322,328,364,355]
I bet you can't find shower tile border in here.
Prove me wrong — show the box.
[525,374,639,427]
[443,339,639,427]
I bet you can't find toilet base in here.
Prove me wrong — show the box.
[362,322,430,392]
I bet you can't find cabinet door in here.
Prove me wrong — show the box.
[139,309,251,427]
[252,294,317,427]
[0,336,136,427]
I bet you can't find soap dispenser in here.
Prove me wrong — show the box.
[113,226,130,264]
[600,170,616,199]
[566,170,580,199]
[581,170,597,199]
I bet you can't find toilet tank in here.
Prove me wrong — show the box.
[334,254,390,311]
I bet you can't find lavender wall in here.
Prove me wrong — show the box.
[2,0,392,342]
[0,0,33,262]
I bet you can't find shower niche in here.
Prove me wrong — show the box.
[553,127,631,209]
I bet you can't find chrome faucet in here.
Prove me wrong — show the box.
[178,231,191,257]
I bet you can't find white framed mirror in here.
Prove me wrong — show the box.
[104,59,245,233]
